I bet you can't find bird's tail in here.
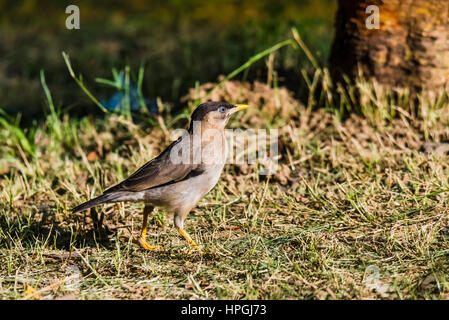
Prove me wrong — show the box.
[72,193,122,213]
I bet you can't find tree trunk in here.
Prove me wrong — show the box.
[329,0,449,91]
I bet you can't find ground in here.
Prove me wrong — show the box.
[1,77,448,299]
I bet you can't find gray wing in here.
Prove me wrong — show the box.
[104,138,201,193]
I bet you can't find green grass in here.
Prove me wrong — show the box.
[1,29,449,300]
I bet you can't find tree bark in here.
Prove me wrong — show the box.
[329,0,449,91]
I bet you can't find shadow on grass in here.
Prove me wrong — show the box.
[0,204,223,265]
[0,205,116,251]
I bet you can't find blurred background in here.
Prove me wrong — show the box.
[0,0,336,121]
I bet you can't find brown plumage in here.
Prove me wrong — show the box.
[72,101,248,252]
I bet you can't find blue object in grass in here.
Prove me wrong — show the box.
[100,76,158,113]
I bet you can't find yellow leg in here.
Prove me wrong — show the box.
[177,227,202,253]
[138,206,163,251]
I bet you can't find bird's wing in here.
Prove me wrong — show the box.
[104,138,201,193]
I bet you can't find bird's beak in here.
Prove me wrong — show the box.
[229,104,249,115]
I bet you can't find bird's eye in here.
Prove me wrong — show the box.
[218,106,226,113]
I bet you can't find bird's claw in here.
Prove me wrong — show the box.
[176,227,203,254]
[138,238,163,252]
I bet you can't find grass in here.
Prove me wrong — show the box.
[1,29,449,300]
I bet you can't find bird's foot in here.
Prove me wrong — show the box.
[138,237,163,252]
[177,227,203,254]
[187,243,203,255]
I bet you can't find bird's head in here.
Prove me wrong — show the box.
[189,101,249,132]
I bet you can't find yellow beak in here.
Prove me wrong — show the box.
[230,104,249,114]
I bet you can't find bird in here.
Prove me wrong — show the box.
[72,101,249,253]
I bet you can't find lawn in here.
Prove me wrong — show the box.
[0,1,448,300]
[1,57,449,298]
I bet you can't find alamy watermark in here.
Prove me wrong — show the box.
[64,265,81,291]
[65,5,80,30]
[169,122,279,175]
[363,265,390,295]
[366,5,380,29]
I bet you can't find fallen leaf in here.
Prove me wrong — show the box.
[87,151,98,161]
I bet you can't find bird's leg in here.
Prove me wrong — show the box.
[174,213,202,254]
[138,205,162,251]
[176,228,202,254]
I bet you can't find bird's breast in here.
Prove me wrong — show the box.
[142,133,227,210]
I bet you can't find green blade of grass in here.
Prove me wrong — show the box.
[291,27,320,70]
[62,51,108,113]
[203,39,296,103]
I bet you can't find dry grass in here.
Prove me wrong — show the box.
[1,75,449,300]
